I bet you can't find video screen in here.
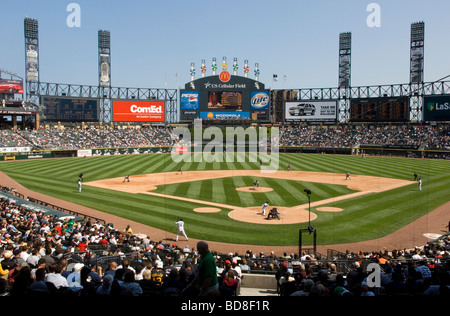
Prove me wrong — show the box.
[207,91,242,110]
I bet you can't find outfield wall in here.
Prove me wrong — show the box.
[1,145,449,161]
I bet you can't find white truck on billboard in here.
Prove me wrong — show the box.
[285,101,337,122]
[288,103,316,116]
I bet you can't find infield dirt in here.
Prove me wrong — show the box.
[85,170,415,225]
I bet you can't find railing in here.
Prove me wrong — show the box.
[27,196,106,224]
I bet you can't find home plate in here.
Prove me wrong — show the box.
[423,233,442,239]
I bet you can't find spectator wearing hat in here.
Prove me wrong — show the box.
[360,281,375,296]
[66,262,84,286]
[96,274,114,295]
[1,250,16,271]
[179,259,196,286]
[291,278,314,296]
[150,260,166,290]
[220,259,232,281]
[275,261,288,294]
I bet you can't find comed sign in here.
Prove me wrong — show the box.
[113,100,165,122]
[424,96,450,122]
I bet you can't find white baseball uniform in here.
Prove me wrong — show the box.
[175,219,188,241]
[261,202,269,216]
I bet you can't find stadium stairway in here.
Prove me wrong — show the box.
[239,273,278,296]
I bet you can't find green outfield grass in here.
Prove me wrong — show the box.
[0,153,449,247]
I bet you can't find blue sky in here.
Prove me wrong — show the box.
[1,0,449,90]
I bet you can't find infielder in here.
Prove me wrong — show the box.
[175,218,188,242]
[78,173,84,192]
[261,201,269,216]
[418,178,422,191]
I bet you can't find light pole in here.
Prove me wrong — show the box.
[299,188,316,257]
[304,189,313,231]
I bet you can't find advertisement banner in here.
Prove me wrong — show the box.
[26,44,39,82]
[180,91,199,110]
[99,53,111,87]
[77,149,92,157]
[250,91,270,110]
[200,111,250,120]
[410,47,424,84]
[0,147,32,153]
[0,79,23,94]
[113,100,165,122]
[424,96,450,121]
[285,101,337,122]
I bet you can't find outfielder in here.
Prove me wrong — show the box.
[175,218,188,242]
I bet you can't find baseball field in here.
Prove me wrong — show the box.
[0,152,449,251]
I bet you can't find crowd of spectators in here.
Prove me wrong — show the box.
[279,124,450,151]
[1,124,449,153]
[1,189,449,297]
[0,126,175,151]
[0,130,31,148]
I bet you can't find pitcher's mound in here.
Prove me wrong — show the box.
[316,207,343,212]
[228,206,317,224]
[236,186,273,193]
[193,207,221,213]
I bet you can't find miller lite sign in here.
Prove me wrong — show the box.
[250,91,270,110]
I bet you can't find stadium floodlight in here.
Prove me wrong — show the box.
[338,32,352,88]
[24,18,38,40]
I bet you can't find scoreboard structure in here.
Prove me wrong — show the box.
[41,96,99,122]
[350,97,410,122]
[179,70,270,123]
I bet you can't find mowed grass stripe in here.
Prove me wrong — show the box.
[1,153,449,247]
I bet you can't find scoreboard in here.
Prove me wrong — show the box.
[41,96,99,122]
[180,73,270,122]
[350,97,409,122]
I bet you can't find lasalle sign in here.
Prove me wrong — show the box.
[424,95,450,122]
